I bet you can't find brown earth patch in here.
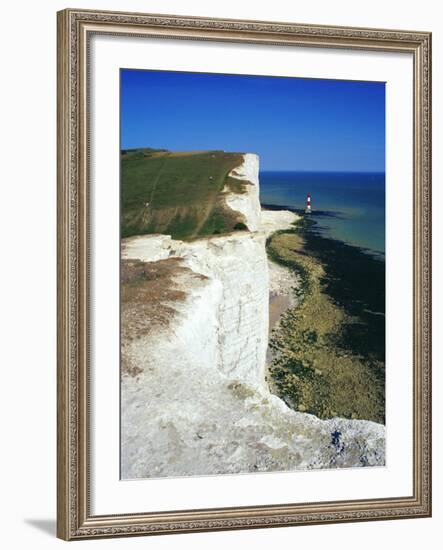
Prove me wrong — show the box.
[269,294,292,333]
[121,257,207,378]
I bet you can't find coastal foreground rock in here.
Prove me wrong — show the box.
[121,153,385,479]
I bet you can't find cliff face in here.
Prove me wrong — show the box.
[121,153,385,480]
[123,231,269,387]
[224,153,262,232]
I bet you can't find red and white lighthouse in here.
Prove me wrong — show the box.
[305,193,312,214]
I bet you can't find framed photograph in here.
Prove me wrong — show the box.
[57,8,432,540]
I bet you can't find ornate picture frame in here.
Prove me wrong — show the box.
[57,8,431,540]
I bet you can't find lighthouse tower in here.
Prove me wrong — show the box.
[305,193,312,214]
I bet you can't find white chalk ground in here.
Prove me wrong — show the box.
[268,260,299,298]
[263,209,301,316]
[261,208,299,237]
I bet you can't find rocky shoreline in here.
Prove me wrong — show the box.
[266,217,385,424]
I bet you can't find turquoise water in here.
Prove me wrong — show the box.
[260,171,385,255]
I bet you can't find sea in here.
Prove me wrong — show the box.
[260,171,385,256]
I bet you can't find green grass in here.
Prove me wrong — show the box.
[121,148,249,240]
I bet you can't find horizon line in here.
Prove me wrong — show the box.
[259,169,386,174]
[120,147,384,174]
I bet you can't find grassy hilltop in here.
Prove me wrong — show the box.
[121,148,250,240]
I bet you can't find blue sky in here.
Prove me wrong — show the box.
[121,69,385,172]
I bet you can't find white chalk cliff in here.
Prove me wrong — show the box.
[121,153,385,479]
[224,153,262,232]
